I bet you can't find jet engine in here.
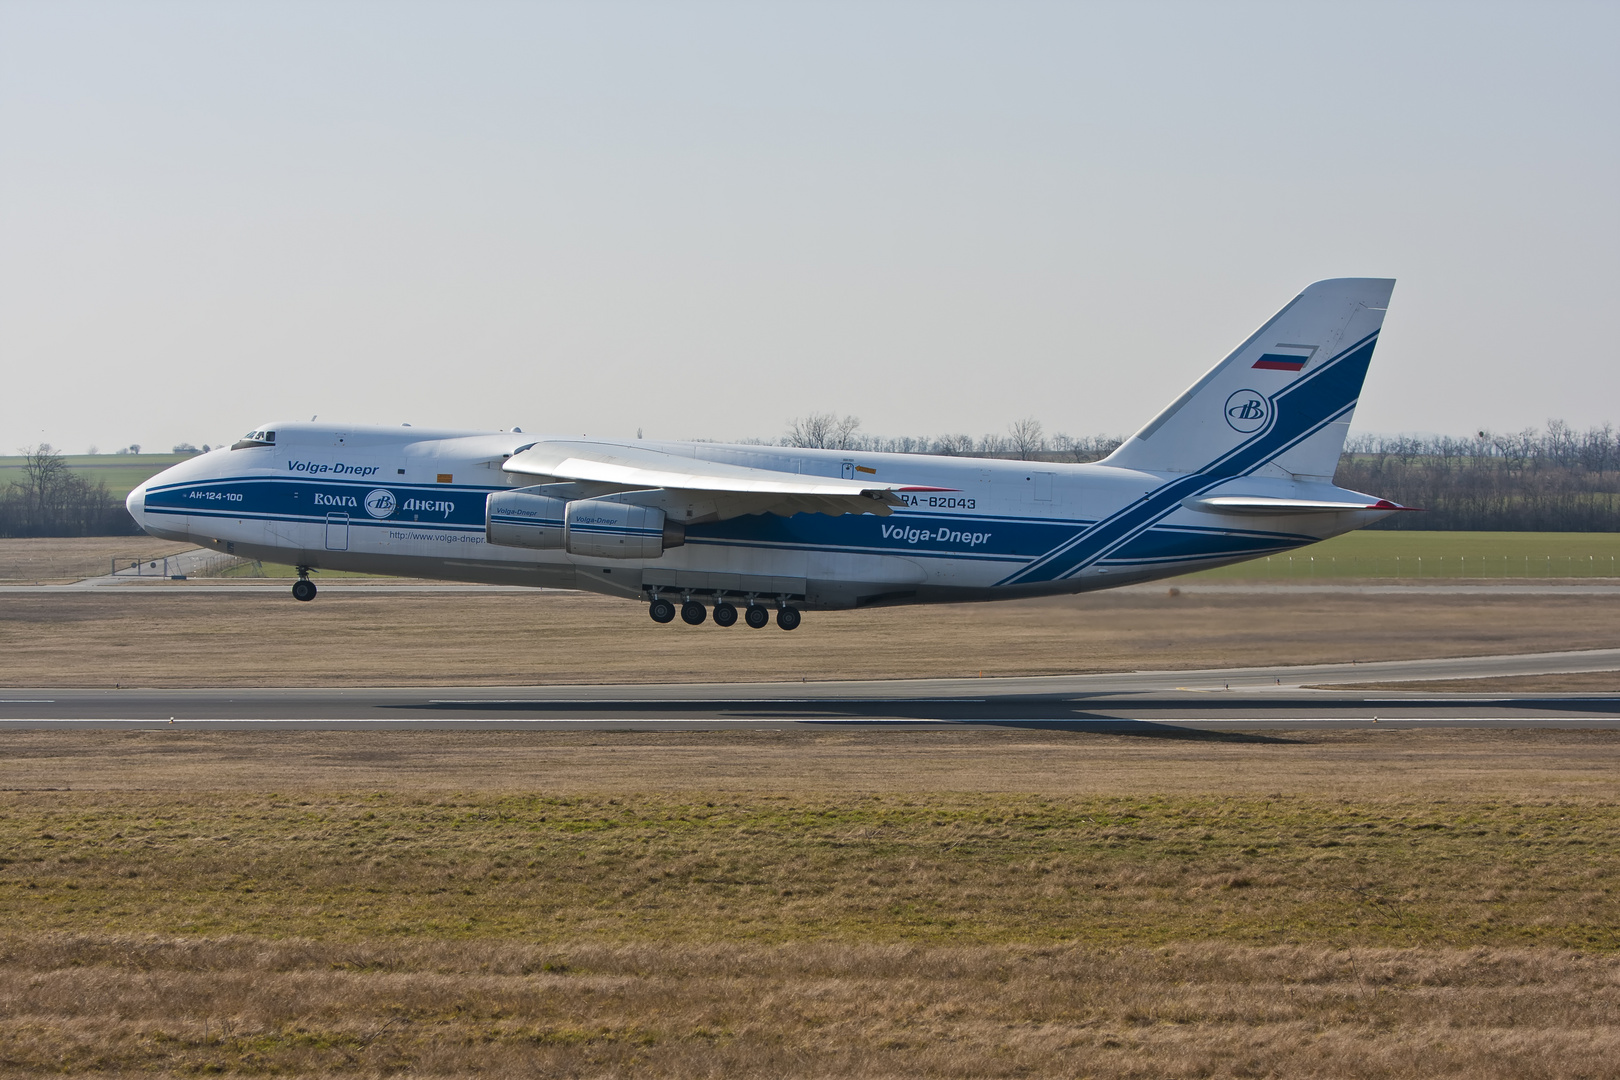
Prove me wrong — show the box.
[486,491,684,559]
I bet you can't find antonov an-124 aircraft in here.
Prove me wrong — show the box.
[128,278,1407,630]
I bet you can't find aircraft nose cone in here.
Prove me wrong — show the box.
[124,468,193,542]
[125,480,146,522]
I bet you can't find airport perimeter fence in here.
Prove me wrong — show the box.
[1192,553,1620,581]
[109,552,249,579]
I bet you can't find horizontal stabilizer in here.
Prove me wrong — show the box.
[1184,495,1413,515]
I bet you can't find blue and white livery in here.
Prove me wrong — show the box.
[127,278,1406,629]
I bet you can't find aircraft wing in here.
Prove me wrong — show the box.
[502,441,942,519]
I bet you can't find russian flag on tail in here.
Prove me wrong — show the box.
[1253,345,1316,371]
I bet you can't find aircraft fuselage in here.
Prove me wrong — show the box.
[128,423,1389,610]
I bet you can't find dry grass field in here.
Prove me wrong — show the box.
[3,586,1619,687]
[0,728,1617,1077]
[2,936,1614,1078]
[0,536,193,583]
[3,551,1619,1075]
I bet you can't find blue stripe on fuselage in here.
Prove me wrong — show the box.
[142,476,488,530]
[685,510,1083,562]
[1100,524,1316,566]
[142,463,1334,575]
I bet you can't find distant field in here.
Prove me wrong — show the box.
[0,452,196,500]
[0,537,396,583]
[1187,530,1620,580]
[211,559,394,581]
[0,536,194,583]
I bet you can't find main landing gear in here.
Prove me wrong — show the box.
[292,567,317,602]
[647,594,802,631]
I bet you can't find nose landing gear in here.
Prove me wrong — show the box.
[292,567,317,602]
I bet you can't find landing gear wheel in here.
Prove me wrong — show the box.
[292,579,317,602]
[776,605,802,631]
[680,600,708,625]
[744,605,769,629]
[712,602,738,627]
[649,598,676,623]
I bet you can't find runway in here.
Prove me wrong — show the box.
[2,648,1616,731]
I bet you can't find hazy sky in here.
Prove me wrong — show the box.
[2,1,1615,454]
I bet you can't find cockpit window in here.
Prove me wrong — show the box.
[231,429,276,450]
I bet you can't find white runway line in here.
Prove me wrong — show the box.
[0,716,1603,727]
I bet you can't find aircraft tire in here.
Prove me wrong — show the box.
[292,579,317,602]
[649,598,676,623]
[744,605,769,629]
[776,606,802,631]
[680,600,707,625]
[712,602,738,627]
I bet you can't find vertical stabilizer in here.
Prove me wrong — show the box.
[1105,278,1394,479]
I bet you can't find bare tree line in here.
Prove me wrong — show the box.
[1337,422,1620,531]
[0,445,138,537]
[1342,421,1620,473]
[775,413,1125,462]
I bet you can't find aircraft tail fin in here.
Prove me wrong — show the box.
[1104,278,1394,479]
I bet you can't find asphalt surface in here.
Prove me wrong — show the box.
[3,649,1616,732]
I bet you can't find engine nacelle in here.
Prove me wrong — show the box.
[563,498,683,559]
[485,491,567,549]
[485,492,685,559]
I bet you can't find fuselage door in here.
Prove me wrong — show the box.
[325,513,350,551]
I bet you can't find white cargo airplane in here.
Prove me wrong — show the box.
[128,278,1406,629]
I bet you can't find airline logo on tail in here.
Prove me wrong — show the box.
[1224,389,1269,433]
